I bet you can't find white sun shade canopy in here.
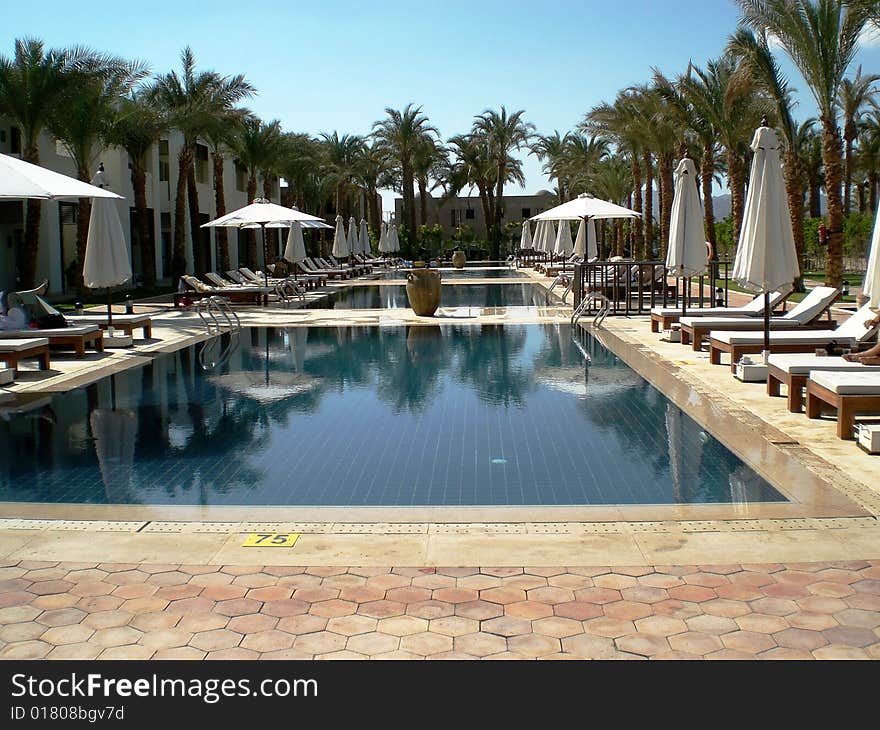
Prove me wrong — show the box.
[574,218,598,259]
[666,157,707,278]
[520,220,532,250]
[332,215,349,257]
[864,200,880,310]
[733,126,800,293]
[0,153,123,200]
[283,222,307,264]
[554,220,574,257]
[532,193,640,221]
[83,198,131,288]
[203,199,328,229]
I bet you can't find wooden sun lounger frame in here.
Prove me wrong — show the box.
[683,317,835,351]
[650,292,792,333]
[49,330,104,357]
[0,341,51,372]
[805,378,880,440]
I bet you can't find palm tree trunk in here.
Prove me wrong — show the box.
[130,160,155,289]
[262,175,276,264]
[368,187,381,241]
[631,158,643,260]
[418,177,428,230]
[870,172,878,213]
[821,120,845,287]
[492,165,505,260]
[186,163,202,274]
[783,149,806,291]
[660,152,674,261]
[728,151,746,250]
[246,175,258,267]
[844,130,854,214]
[73,165,92,296]
[20,144,42,288]
[808,170,821,218]
[701,149,716,259]
[212,152,230,273]
[642,149,653,258]
[402,160,417,248]
[171,145,191,280]
[615,220,623,257]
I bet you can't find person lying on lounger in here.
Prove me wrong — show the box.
[844,312,880,364]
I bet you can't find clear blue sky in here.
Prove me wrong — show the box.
[4,0,880,211]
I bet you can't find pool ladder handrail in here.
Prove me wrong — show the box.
[548,271,574,302]
[195,296,242,370]
[572,292,610,328]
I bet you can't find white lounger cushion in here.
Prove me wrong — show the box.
[0,337,49,350]
[69,313,151,324]
[810,370,880,395]
[681,287,837,330]
[767,353,880,375]
[712,304,879,346]
[651,290,785,318]
[678,315,805,329]
[0,325,99,338]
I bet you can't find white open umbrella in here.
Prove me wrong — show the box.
[520,220,532,251]
[732,124,800,359]
[666,156,707,317]
[332,214,349,260]
[359,218,371,257]
[554,220,574,269]
[864,200,880,310]
[574,218,598,260]
[0,153,122,200]
[83,166,131,332]
[203,198,330,287]
[283,222,307,279]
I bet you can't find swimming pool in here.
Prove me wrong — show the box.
[307,283,559,309]
[376,268,528,280]
[0,324,783,507]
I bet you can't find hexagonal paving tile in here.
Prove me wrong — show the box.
[428,616,480,637]
[190,629,243,652]
[138,629,193,651]
[453,632,507,657]
[400,632,453,656]
[377,616,428,636]
[240,630,295,653]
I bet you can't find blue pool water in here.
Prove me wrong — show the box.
[377,268,528,280]
[0,325,783,507]
[308,283,558,309]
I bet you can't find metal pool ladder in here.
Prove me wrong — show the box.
[548,271,574,301]
[195,296,242,370]
[571,292,610,328]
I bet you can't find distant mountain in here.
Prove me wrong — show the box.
[651,192,825,220]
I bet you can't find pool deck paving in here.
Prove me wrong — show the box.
[1,266,880,659]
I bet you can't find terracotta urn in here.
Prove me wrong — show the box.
[452,250,466,268]
[405,268,442,316]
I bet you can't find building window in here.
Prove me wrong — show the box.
[521,208,531,218]
[195,143,208,184]
[10,127,21,154]
[158,140,170,182]
[465,208,475,220]
[235,161,248,193]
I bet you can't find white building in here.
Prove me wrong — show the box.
[0,121,280,295]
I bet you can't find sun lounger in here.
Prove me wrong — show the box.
[0,337,50,372]
[766,353,880,412]
[67,313,152,339]
[323,256,365,275]
[302,258,349,279]
[175,275,269,306]
[806,370,880,439]
[0,325,103,357]
[708,303,880,372]
[680,286,840,350]
[650,290,789,333]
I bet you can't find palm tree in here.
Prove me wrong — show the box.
[0,39,112,287]
[412,136,446,227]
[799,119,824,217]
[728,28,808,287]
[49,56,148,292]
[372,104,437,248]
[591,155,634,256]
[531,131,572,203]
[107,91,167,288]
[444,133,495,240]
[562,133,608,196]
[320,131,365,218]
[472,107,534,259]
[837,66,880,212]
[737,0,872,286]
[232,116,282,267]
[353,142,389,239]
[150,47,254,278]
[858,111,880,212]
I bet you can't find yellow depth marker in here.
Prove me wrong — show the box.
[241,533,300,548]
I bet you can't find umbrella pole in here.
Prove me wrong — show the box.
[107,287,114,332]
[681,276,688,318]
[261,225,269,289]
[763,290,771,363]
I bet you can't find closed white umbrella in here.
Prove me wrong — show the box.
[332,214,349,258]
[520,220,532,250]
[554,220,574,269]
[83,166,131,333]
[359,218,370,256]
[378,222,391,253]
[864,200,880,309]
[283,222,307,279]
[347,216,358,261]
[543,220,557,259]
[91,407,138,504]
[389,224,400,253]
[666,156,707,316]
[574,218,598,260]
[732,123,800,359]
